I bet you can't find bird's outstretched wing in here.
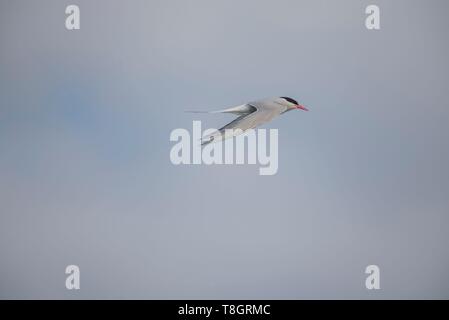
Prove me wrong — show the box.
[201,103,283,145]
[185,104,255,115]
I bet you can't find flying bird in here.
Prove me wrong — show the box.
[187,97,308,145]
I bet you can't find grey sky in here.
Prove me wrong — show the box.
[1,0,449,298]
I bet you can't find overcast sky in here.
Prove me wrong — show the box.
[1,0,449,298]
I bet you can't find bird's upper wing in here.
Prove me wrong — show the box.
[200,100,286,145]
[186,104,255,115]
[218,102,284,133]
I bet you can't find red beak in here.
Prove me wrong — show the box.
[296,104,309,111]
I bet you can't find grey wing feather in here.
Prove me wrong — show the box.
[200,101,285,145]
[218,104,281,132]
[186,104,255,115]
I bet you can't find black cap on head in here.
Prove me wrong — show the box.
[280,96,298,105]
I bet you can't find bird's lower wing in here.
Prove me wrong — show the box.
[201,106,280,145]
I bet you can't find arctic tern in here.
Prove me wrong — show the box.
[187,97,308,145]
